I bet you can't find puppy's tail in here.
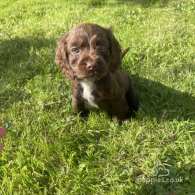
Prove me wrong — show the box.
[121,47,129,61]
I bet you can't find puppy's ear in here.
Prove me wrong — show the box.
[55,33,74,80]
[121,47,130,61]
[106,28,122,72]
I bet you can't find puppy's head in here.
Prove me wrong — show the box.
[55,23,122,81]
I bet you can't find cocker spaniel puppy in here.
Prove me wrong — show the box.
[55,23,139,120]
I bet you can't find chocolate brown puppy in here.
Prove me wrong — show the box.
[55,23,139,120]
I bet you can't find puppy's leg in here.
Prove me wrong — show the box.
[71,81,89,117]
[110,96,130,120]
[125,77,139,117]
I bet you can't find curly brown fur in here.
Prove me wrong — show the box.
[55,23,139,120]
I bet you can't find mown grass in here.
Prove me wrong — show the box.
[0,0,195,194]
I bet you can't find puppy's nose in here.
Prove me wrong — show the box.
[86,62,98,71]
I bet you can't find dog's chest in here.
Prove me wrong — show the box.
[80,80,99,109]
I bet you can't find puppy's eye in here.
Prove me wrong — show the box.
[71,47,80,54]
[96,45,106,51]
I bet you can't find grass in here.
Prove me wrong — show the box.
[0,0,195,194]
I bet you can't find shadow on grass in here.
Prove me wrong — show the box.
[0,34,55,82]
[0,35,56,111]
[86,0,169,8]
[133,74,195,121]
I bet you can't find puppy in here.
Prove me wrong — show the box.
[55,23,139,120]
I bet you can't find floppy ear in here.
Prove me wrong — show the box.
[106,28,122,72]
[55,33,74,80]
[121,47,130,61]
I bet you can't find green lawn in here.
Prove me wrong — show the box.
[0,0,195,194]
